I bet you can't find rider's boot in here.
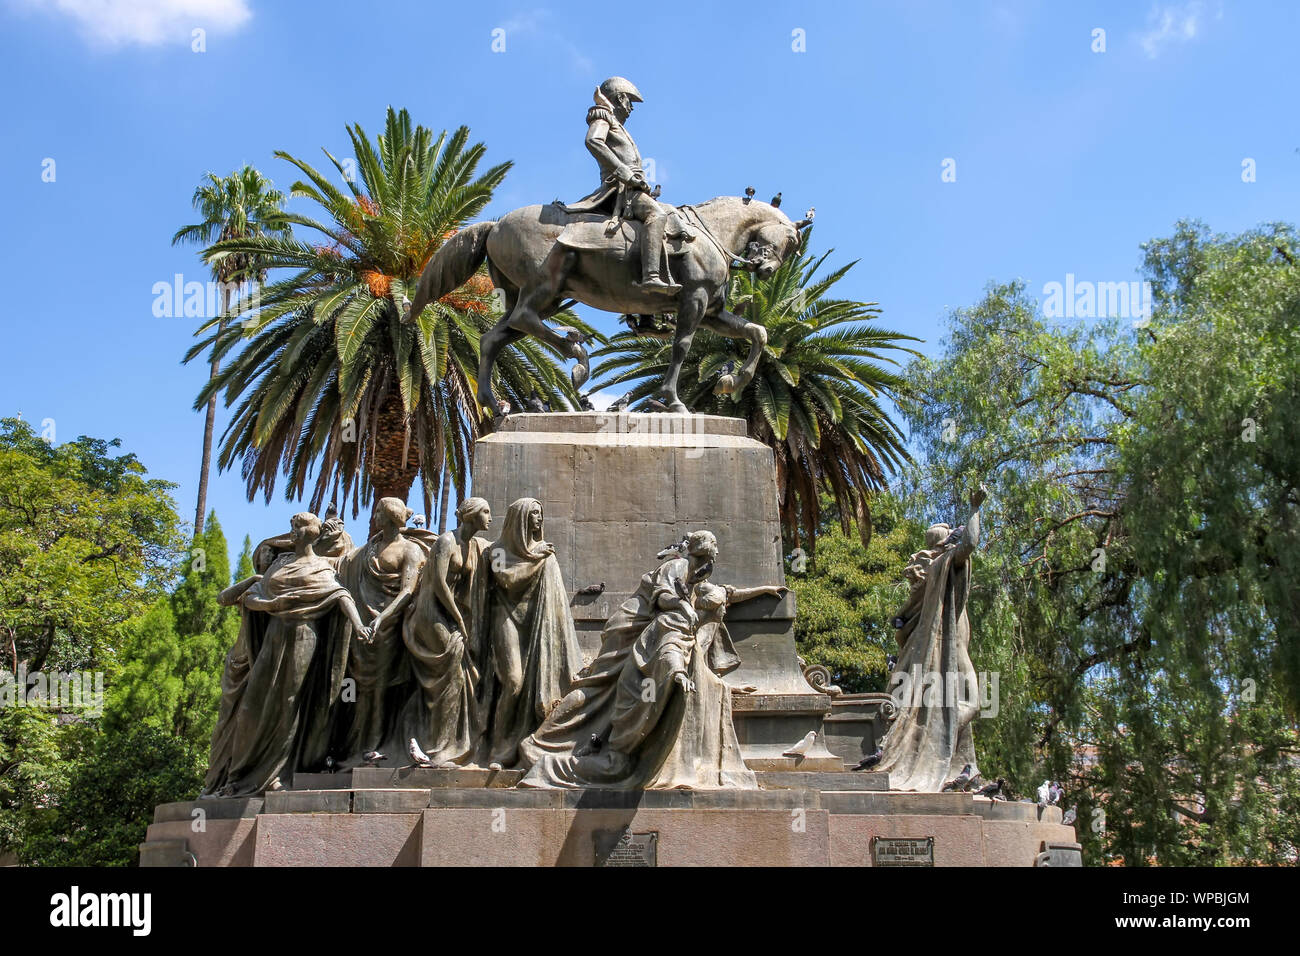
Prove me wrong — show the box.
[635,216,682,295]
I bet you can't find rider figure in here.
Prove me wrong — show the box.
[560,77,681,296]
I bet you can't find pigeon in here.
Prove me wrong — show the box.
[577,582,606,597]
[975,777,1004,799]
[578,393,595,411]
[408,738,436,768]
[650,184,662,199]
[1062,806,1077,826]
[525,391,546,413]
[770,192,782,208]
[323,755,338,774]
[411,514,426,529]
[703,359,736,384]
[853,748,883,771]
[803,206,816,222]
[645,398,671,412]
[362,750,386,766]
[1036,780,1052,805]
[743,186,756,204]
[1049,781,1064,806]
[610,392,632,412]
[782,731,817,757]
[658,535,689,559]
[942,764,973,792]
[886,654,898,671]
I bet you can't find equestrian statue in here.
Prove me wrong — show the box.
[402,76,813,415]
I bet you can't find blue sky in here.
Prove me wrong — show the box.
[2,0,1296,558]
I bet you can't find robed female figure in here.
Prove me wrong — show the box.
[400,497,493,767]
[202,512,370,797]
[875,485,987,792]
[480,497,584,769]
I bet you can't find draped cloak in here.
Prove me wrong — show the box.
[333,530,434,764]
[517,558,756,790]
[397,531,489,766]
[479,499,583,768]
[874,541,980,792]
[201,552,354,796]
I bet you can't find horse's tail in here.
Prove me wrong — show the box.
[401,220,494,324]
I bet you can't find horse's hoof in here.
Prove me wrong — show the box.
[713,373,739,395]
[571,361,590,390]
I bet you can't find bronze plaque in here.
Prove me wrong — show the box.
[872,836,935,866]
[594,828,659,867]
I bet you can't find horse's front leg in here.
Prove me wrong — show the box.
[701,307,768,395]
[657,287,709,414]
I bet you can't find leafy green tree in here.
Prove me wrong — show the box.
[108,512,242,749]
[191,107,584,517]
[20,724,205,867]
[902,222,1300,864]
[789,492,924,693]
[594,231,917,550]
[173,166,289,533]
[0,418,185,676]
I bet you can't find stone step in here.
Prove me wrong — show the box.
[351,766,524,789]
[756,770,888,791]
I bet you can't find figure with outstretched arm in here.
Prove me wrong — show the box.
[875,483,989,792]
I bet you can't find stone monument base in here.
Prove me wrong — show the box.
[141,773,1080,867]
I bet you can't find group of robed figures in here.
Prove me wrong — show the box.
[200,496,783,797]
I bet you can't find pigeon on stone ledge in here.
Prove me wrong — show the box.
[853,748,883,771]
[942,764,974,792]
[783,731,817,757]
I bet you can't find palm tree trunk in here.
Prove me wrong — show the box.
[194,284,230,533]
[369,387,420,510]
[437,466,452,533]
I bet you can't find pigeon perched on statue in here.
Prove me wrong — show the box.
[853,748,883,771]
[408,738,436,768]
[1062,806,1077,826]
[782,731,817,757]
[975,777,1004,799]
[942,764,973,792]
[657,535,689,559]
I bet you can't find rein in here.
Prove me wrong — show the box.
[678,204,757,269]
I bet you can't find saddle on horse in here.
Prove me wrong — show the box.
[552,204,698,283]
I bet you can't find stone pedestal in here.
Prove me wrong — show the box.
[142,778,1080,867]
[471,411,841,770]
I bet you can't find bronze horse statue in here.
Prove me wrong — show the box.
[403,195,812,414]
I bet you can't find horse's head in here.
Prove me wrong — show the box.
[741,202,810,279]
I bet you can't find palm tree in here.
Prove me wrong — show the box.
[187,108,581,520]
[593,231,919,551]
[173,166,288,533]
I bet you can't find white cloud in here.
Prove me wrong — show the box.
[1139,2,1210,59]
[19,0,252,47]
